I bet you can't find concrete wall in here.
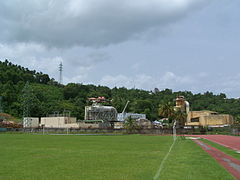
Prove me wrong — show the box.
[114,122,124,129]
[19,128,174,134]
[78,122,100,129]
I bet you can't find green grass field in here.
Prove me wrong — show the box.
[0,134,234,180]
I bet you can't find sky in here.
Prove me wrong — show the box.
[0,0,240,98]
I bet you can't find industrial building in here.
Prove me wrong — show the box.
[114,113,149,129]
[23,96,234,129]
[117,113,146,121]
[23,97,118,129]
[23,116,103,129]
[84,105,117,122]
[84,97,118,122]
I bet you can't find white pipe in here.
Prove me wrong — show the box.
[185,101,190,114]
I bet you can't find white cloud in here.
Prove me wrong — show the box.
[160,71,193,85]
[100,75,134,88]
[63,71,91,84]
[98,72,240,98]
[99,72,194,90]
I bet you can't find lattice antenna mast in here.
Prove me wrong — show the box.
[22,82,35,127]
[59,62,63,84]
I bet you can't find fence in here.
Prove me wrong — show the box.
[1,127,240,135]
[0,128,7,132]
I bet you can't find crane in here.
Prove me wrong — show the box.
[120,100,130,121]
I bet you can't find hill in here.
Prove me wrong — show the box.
[1,59,240,121]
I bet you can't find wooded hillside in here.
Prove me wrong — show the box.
[1,60,240,121]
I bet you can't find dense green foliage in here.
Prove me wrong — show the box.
[0,134,234,180]
[1,60,240,121]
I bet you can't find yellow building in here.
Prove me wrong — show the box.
[174,96,234,127]
[186,111,234,127]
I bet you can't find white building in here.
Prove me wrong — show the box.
[117,113,146,121]
[40,116,79,128]
[23,117,40,128]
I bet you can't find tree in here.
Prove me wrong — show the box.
[159,102,175,122]
[124,117,139,133]
[133,100,153,119]
[174,109,187,127]
[235,115,240,124]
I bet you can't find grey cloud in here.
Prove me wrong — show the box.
[0,0,210,48]
[65,51,110,67]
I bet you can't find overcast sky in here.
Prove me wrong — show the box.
[0,0,240,98]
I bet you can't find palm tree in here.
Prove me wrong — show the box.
[159,102,175,121]
[124,117,138,133]
[174,109,187,127]
[159,102,187,126]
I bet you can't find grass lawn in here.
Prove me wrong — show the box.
[201,139,240,160]
[0,134,234,180]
